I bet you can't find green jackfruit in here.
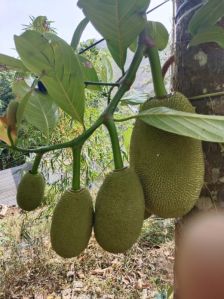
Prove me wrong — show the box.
[50,188,93,258]
[6,100,18,129]
[130,92,204,218]
[94,167,145,253]
[17,172,45,211]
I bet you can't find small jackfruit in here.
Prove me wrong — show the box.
[17,172,45,211]
[6,100,18,130]
[94,167,145,253]
[130,92,204,218]
[50,188,93,258]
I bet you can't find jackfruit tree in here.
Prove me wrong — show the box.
[0,1,224,259]
[173,0,224,297]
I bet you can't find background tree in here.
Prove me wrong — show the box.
[174,0,224,297]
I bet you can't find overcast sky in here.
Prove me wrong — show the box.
[0,0,173,57]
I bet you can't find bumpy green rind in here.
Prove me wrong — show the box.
[50,188,93,258]
[130,92,205,218]
[17,172,45,211]
[94,167,145,253]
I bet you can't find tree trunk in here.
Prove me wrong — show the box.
[174,0,224,297]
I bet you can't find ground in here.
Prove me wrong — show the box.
[0,207,174,299]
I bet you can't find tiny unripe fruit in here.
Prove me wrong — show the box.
[6,100,19,130]
[50,188,93,258]
[94,167,145,253]
[17,172,45,211]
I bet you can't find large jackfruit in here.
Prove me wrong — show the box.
[50,188,93,258]
[130,92,204,218]
[94,167,145,253]
[17,172,45,211]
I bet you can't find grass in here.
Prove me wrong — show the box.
[0,207,174,298]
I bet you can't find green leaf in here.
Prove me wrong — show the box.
[123,127,132,154]
[14,30,85,124]
[121,90,148,105]
[0,54,28,72]
[100,55,113,83]
[71,17,89,50]
[146,21,169,51]
[137,106,224,142]
[12,80,32,126]
[24,91,59,139]
[78,55,101,91]
[78,0,150,69]
[130,21,169,52]
[189,25,224,48]
[189,0,224,35]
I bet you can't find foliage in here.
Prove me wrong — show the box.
[188,0,224,48]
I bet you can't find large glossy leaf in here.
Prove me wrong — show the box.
[78,55,101,91]
[121,90,148,105]
[137,106,224,142]
[71,17,89,50]
[78,0,150,69]
[189,0,224,35]
[189,26,224,48]
[14,30,85,124]
[0,54,28,72]
[130,21,169,52]
[146,21,169,51]
[24,91,59,139]
[13,80,59,136]
[100,55,113,83]
[12,80,32,126]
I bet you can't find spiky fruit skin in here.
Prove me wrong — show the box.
[130,92,204,218]
[17,172,45,211]
[6,100,18,129]
[94,167,145,253]
[50,188,93,258]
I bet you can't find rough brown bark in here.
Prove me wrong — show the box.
[174,0,224,297]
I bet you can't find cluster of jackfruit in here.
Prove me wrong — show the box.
[130,92,205,219]
[16,92,205,258]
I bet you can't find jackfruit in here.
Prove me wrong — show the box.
[6,100,18,130]
[94,167,145,253]
[50,188,93,258]
[17,172,45,211]
[130,92,204,218]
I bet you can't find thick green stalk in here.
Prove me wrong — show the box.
[31,153,43,174]
[5,36,145,155]
[146,46,167,98]
[105,118,123,170]
[72,146,82,191]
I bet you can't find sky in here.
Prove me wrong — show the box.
[0,0,173,57]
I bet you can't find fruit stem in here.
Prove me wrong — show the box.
[72,146,82,191]
[31,153,43,174]
[145,46,167,98]
[105,118,124,170]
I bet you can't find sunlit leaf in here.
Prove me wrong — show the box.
[189,26,224,48]
[121,90,148,105]
[137,106,224,142]
[0,54,28,72]
[78,0,150,69]
[71,17,89,50]
[189,0,224,35]
[78,55,101,91]
[14,30,85,124]
[24,91,59,139]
